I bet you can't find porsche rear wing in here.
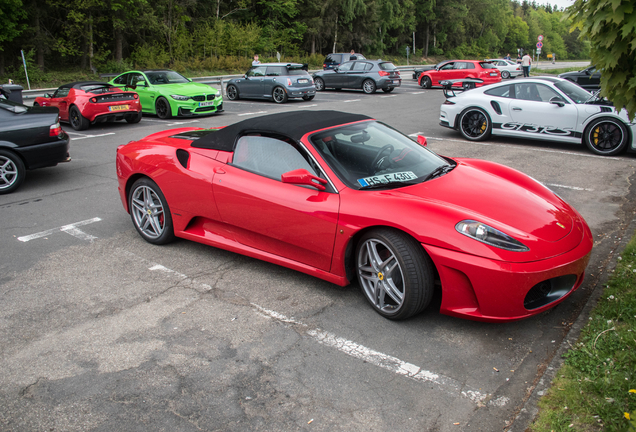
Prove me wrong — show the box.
[440,78,484,98]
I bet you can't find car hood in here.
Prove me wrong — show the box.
[400,159,574,243]
[153,82,218,95]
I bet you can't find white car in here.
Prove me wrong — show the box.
[439,77,636,156]
[485,59,522,79]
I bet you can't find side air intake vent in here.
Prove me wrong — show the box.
[176,149,190,169]
[600,107,612,113]
[490,101,502,115]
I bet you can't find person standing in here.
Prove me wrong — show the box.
[349,50,357,61]
[521,53,532,77]
[252,54,260,66]
[504,53,511,60]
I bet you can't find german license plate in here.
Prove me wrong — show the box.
[357,171,417,187]
[297,79,309,84]
[199,101,215,107]
[109,105,129,111]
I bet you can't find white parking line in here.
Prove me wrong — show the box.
[380,95,397,98]
[166,120,200,126]
[343,99,361,103]
[545,183,594,192]
[67,133,116,141]
[238,111,268,116]
[411,91,426,95]
[252,303,489,404]
[17,217,102,242]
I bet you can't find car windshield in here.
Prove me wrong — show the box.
[310,121,452,190]
[479,62,497,69]
[554,80,592,104]
[0,98,27,113]
[379,62,397,70]
[145,71,189,85]
[81,84,117,93]
[287,66,310,75]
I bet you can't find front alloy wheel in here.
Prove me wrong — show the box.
[584,118,629,156]
[155,97,172,119]
[356,229,434,320]
[129,178,174,245]
[272,86,288,104]
[459,108,491,141]
[226,84,239,100]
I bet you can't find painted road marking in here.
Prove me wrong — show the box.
[411,91,426,94]
[238,111,268,116]
[545,183,594,192]
[166,120,200,126]
[18,217,102,242]
[380,95,397,98]
[343,99,361,103]
[252,303,489,404]
[65,133,116,141]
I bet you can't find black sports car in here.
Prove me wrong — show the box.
[0,98,70,194]
[412,61,453,80]
[557,66,601,91]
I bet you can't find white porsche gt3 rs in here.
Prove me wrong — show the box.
[439,76,636,156]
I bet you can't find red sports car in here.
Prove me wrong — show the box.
[116,111,592,322]
[34,81,142,131]
[418,60,501,90]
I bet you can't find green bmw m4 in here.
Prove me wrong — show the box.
[109,70,223,119]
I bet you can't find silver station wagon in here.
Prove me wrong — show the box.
[225,63,316,104]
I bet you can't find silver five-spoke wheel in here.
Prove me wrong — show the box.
[129,178,174,244]
[0,149,25,195]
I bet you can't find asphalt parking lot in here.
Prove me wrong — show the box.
[1,78,635,431]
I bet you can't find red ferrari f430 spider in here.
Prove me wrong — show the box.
[116,111,592,322]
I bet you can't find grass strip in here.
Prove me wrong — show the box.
[531,236,636,431]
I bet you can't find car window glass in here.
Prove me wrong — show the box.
[352,62,368,71]
[440,63,454,71]
[113,74,128,85]
[266,66,285,76]
[484,84,512,98]
[338,62,353,72]
[515,83,560,102]
[554,81,589,103]
[246,66,267,77]
[145,71,189,84]
[286,67,310,76]
[53,87,70,98]
[497,61,506,66]
[232,135,317,181]
[479,62,497,69]
[325,54,336,63]
[379,62,397,71]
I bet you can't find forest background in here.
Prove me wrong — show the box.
[0,0,589,84]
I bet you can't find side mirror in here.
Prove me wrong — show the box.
[281,169,327,191]
[549,96,566,107]
[585,69,591,75]
[334,66,339,72]
[188,78,192,82]
[244,74,248,79]
[137,81,147,87]
[44,93,52,98]
[417,135,427,147]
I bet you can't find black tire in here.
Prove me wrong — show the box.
[314,78,325,91]
[421,76,432,89]
[126,111,142,124]
[69,106,89,131]
[584,117,629,156]
[356,228,434,320]
[302,95,315,101]
[33,102,39,106]
[0,149,26,195]
[226,84,239,101]
[501,70,510,79]
[362,79,376,94]
[272,86,288,104]
[128,178,175,245]
[459,107,492,141]
[155,97,172,119]
[382,87,394,93]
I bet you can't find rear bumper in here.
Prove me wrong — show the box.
[378,78,401,89]
[18,132,71,169]
[287,86,316,98]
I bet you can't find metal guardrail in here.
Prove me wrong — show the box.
[20,66,422,100]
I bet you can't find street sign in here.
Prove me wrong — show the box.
[538,35,544,41]
[537,48,542,54]
[537,41,543,48]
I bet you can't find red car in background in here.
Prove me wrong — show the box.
[418,60,501,90]
[34,81,142,131]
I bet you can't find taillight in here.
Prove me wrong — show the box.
[378,70,390,77]
[90,97,97,102]
[133,94,139,99]
[516,66,520,70]
[50,121,62,137]
[323,64,327,68]
[443,100,456,105]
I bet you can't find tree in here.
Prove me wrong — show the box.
[566,0,636,120]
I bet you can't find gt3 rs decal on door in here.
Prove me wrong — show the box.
[493,122,582,138]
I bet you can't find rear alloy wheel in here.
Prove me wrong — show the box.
[302,95,315,101]
[362,79,377,94]
[314,77,325,91]
[0,149,26,195]
[69,106,89,131]
[421,76,432,89]
[226,84,239,100]
[382,87,394,93]
[584,118,629,156]
[129,178,175,245]
[356,228,434,320]
[459,108,492,141]
[501,70,510,79]
[155,97,172,119]
[272,86,288,104]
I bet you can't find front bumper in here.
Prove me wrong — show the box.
[423,226,593,322]
[171,95,224,117]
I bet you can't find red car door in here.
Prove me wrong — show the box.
[431,62,456,86]
[212,135,340,271]
[48,87,71,121]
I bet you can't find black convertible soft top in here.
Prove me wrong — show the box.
[60,81,111,89]
[191,110,372,151]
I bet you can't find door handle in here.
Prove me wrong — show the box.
[214,167,226,174]
[512,107,522,111]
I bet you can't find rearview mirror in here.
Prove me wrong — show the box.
[549,96,566,107]
[417,135,428,147]
[281,169,327,191]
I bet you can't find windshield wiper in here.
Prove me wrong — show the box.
[423,164,454,182]
[359,180,420,190]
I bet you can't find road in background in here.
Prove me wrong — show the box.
[1,80,634,432]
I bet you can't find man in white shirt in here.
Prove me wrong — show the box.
[252,55,260,66]
[521,53,532,77]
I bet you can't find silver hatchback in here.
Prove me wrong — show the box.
[226,63,316,104]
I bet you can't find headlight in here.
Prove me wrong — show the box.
[456,220,529,252]
[170,94,190,101]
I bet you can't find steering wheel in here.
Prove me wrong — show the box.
[369,144,394,175]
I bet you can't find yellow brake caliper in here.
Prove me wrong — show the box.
[593,126,600,144]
